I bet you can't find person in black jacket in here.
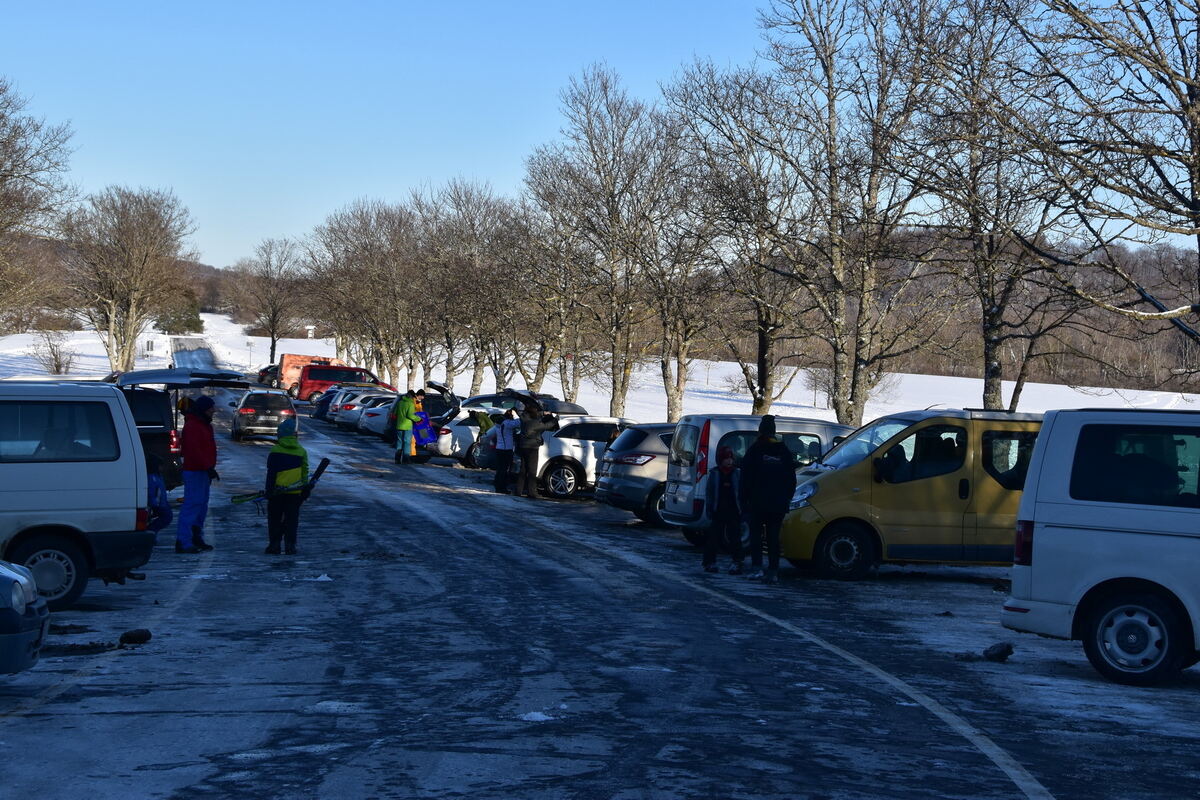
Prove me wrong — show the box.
[516,402,559,499]
[740,415,796,584]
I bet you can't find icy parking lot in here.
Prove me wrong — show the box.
[2,407,1198,800]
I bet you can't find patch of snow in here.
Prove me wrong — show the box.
[304,701,366,714]
[519,711,555,722]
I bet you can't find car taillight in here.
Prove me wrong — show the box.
[1014,520,1034,566]
[366,411,380,418]
[342,404,356,411]
[696,420,712,478]
[168,429,181,454]
[238,408,256,415]
[136,508,149,531]
[616,453,655,466]
[439,428,452,435]
[280,409,295,416]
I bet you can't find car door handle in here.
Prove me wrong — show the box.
[958,478,969,500]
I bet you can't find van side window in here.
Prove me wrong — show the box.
[982,430,1039,490]
[879,424,966,483]
[0,401,121,463]
[1070,424,1200,508]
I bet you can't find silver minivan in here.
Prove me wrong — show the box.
[663,414,853,545]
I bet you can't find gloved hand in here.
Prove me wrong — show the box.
[208,468,220,482]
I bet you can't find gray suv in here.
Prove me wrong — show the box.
[595,423,675,526]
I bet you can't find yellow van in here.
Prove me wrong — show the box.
[781,409,1041,579]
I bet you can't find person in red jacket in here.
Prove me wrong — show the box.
[176,395,219,554]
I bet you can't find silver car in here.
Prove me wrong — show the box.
[595,423,675,525]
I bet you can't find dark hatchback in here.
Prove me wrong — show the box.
[230,390,296,441]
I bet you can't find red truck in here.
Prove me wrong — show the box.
[295,363,394,402]
[279,354,345,397]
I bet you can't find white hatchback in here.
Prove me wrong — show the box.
[1001,408,1200,686]
[527,415,637,498]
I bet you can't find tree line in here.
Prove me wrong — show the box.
[2,1,1199,424]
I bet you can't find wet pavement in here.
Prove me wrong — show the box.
[1,401,1197,799]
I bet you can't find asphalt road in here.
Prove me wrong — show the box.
[2,399,1198,799]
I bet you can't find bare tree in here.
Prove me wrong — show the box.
[527,65,659,417]
[756,0,954,425]
[60,187,193,372]
[0,78,72,320]
[996,0,1200,324]
[234,237,303,363]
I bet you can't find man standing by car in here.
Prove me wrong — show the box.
[492,408,520,494]
[740,415,795,584]
[394,390,421,465]
[177,395,218,554]
[516,402,559,500]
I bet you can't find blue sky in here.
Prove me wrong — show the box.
[5,1,764,267]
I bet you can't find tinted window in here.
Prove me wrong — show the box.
[0,401,121,463]
[422,395,451,417]
[658,432,674,449]
[309,367,373,383]
[557,424,584,439]
[1070,424,1200,508]
[243,394,292,412]
[878,424,966,483]
[982,430,1038,491]
[670,424,700,466]
[609,428,648,452]
[122,390,171,428]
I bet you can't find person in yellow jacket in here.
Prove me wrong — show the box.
[394,390,421,465]
[264,417,309,555]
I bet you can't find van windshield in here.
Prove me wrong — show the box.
[819,417,916,470]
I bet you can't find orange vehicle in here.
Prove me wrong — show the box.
[278,354,346,398]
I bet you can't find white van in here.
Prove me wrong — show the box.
[1001,408,1200,686]
[0,382,155,609]
[663,414,853,544]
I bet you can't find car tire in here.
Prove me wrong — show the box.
[463,442,481,469]
[682,528,706,547]
[1082,592,1190,686]
[411,454,432,464]
[307,392,323,403]
[231,428,241,442]
[638,486,668,527]
[815,521,876,580]
[544,460,582,499]
[10,535,90,611]
[287,385,298,398]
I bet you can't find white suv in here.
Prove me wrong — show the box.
[1001,408,1200,686]
[530,416,637,498]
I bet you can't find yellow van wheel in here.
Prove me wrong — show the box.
[816,522,876,581]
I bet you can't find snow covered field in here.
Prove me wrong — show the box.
[3,312,1197,423]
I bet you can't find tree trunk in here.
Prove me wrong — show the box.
[981,308,1004,410]
[469,351,486,396]
[269,337,278,364]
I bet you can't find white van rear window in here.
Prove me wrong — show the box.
[1070,424,1200,508]
[0,401,121,463]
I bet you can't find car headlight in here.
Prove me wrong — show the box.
[790,482,818,509]
[8,582,26,615]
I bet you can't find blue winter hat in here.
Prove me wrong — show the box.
[277,417,297,437]
[191,396,215,413]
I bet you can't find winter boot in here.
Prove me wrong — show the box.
[764,568,779,584]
